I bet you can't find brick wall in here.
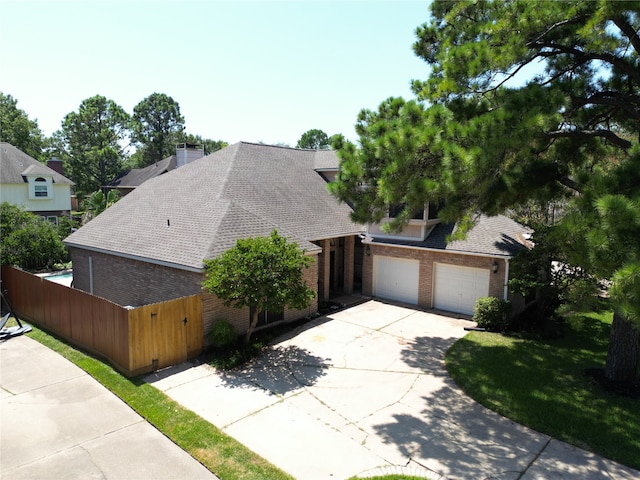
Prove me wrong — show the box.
[363,243,508,309]
[200,253,319,342]
[72,247,321,342]
[70,248,202,307]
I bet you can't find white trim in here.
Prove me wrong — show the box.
[65,242,205,273]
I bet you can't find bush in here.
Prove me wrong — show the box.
[0,202,68,270]
[473,297,512,331]
[207,319,237,351]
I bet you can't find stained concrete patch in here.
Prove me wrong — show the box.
[326,300,421,330]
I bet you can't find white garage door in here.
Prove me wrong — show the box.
[373,255,420,305]
[433,263,490,315]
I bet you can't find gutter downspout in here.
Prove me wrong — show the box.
[89,256,94,294]
[503,258,510,301]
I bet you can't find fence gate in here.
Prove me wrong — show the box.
[128,295,202,373]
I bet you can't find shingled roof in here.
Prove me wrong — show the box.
[65,142,363,271]
[0,142,73,185]
[107,155,177,189]
[368,214,531,257]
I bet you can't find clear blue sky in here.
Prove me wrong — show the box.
[0,0,431,147]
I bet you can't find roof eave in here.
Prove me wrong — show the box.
[64,242,205,273]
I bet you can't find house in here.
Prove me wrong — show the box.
[106,143,204,196]
[65,142,364,335]
[0,142,74,224]
[362,209,531,316]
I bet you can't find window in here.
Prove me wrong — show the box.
[34,177,48,198]
[257,310,284,327]
[46,216,59,226]
[388,204,425,220]
[427,201,442,220]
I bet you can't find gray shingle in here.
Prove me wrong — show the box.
[0,142,74,185]
[66,142,361,270]
[107,155,177,188]
[369,214,531,257]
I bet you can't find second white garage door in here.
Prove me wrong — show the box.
[373,255,420,305]
[433,263,490,315]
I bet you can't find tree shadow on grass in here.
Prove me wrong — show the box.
[435,322,640,471]
[219,344,332,396]
[369,377,636,480]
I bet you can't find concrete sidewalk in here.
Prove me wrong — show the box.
[146,300,640,480]
[0,335,217,480]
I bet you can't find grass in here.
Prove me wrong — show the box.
[446,308,640,470]
[24,324,294,480]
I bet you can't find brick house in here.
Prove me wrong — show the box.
[65,142,364,335]
[362,211,531,315]
[0,142,74,224]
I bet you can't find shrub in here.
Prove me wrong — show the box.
[207,319,237,351]
[0,202,68,270]
[473,296,512,332]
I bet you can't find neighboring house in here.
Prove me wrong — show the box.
[65,142,364,335]
[362,209,531,316]
[106,143,204,196]
[0,142,74,224]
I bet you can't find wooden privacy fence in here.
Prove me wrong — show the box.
[1,265,203,377]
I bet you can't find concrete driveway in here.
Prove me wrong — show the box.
[1,335,216,480]
[146,300,639,480]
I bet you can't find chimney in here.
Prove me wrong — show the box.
[47,157,65,175]
[176,143,205,168]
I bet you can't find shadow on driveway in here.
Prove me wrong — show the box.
[220,344,332,396]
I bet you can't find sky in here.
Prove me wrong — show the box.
[0,0,431,148]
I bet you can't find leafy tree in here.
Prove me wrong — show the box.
[181,133,228,155]
[0,92,45,159]
[131,93,185,167]
[0,202,68,271]
[296,129,330,149]
[55,95,130,196]
[81,189,120,224]
[330,1,640,383]
[202,230,316,345]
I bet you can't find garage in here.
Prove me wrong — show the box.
[373,255,420,305]
[433,263,490,315]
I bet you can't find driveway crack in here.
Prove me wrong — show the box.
[516,437,551,480]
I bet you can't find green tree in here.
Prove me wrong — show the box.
[330,1,640,383]
[0,202,68,270]
[296,129,331,149]
[131,93,185,166]
[81,189,120,224]
[0,93,45,159]
[181,133,228,155]
[56,95,130,196]
[202,230,316,345]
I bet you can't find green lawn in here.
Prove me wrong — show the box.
[25,325,294,480]
[446,309,640,470]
